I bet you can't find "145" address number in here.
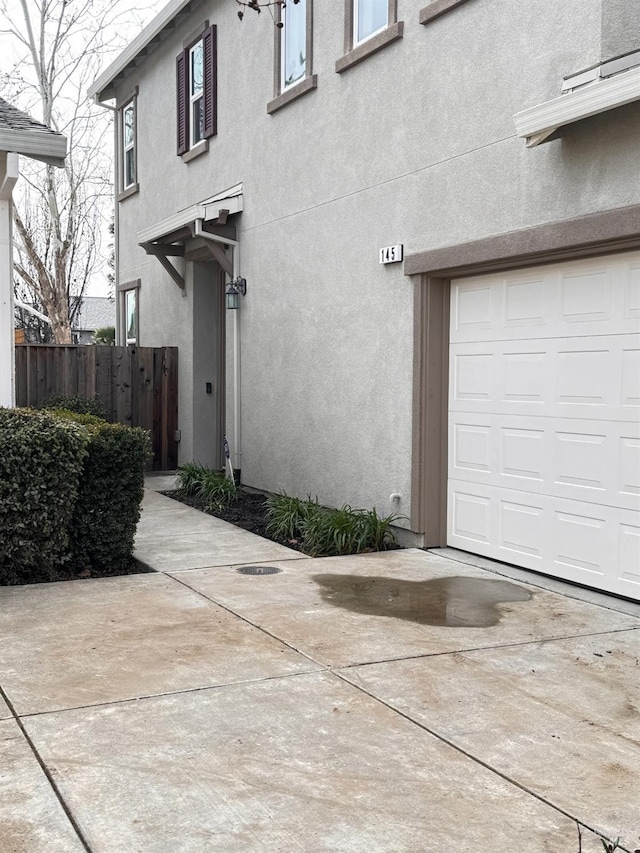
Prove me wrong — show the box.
[379,244,403,264]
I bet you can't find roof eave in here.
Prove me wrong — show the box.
[88,0,196,102]
[0,128,68,167]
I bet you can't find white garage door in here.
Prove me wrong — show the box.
[448,251,640,600]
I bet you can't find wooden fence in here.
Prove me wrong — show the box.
[15,345,179,470]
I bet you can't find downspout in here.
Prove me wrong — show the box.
[0,152,19,408]
[192,218,242,475]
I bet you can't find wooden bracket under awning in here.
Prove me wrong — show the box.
[140,241,186,289]
[138,186,241,288]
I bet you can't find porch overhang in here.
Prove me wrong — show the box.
[514,59,640,147]
[138,183,243,289]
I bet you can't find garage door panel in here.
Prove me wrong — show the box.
[559,263,612,324]
[499,499,544,561]
[620,438,640,496]
[451,338,637,422]
[623,256,640,319]
[448,483,637,595]
[448,251,640,600]
[620,524,640,596]
[622,348,640,406]
[451,255,640,344]
[449,415,639,512]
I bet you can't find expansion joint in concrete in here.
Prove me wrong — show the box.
[0,683,93,853]
[328,669,628,852]
[167,572,328,670]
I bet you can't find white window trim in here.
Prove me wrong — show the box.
[124,290,137,345]
[353,0,388,47]
[281,0,307,92]
[189,40,204,149]
[118,280,140,346]
[122,100,135,190]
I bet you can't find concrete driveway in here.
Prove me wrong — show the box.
[1,478,639,852]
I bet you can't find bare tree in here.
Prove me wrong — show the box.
[1,0,157,343]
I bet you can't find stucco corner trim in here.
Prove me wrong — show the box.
[419,0,471,25]
[267,75,318,115]
[335,21,404,74]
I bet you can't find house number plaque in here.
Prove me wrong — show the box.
[379,244,403,264]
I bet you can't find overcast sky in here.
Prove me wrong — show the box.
[1,0,168,298]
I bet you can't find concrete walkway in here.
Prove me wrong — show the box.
[1,475,639,852]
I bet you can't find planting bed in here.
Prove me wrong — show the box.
[164,489,308,552]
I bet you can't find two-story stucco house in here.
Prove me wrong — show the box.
[89,0,640,600]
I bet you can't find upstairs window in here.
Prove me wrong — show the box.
[189,40,204,147]
[336,0,401,74]
[122,101,136,189]
[268,0,316,114]
[354,0,388,44]
[117,90,138,199]
[282,0,307,89]
[177,25,217,156]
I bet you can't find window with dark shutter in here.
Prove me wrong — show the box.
[202,25,217,138]
[176,24,217,156]
[176,52,188,155]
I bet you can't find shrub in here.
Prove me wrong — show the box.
[176,463,237,510]
[265,492,399,556]
[265,493,320,541]
[0,408,88,583]
[92,326,115,345]
[176,462,208,496]
[53,410,151,574]
[40,394,106,419]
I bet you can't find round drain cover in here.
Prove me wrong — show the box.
[236,565,282,576]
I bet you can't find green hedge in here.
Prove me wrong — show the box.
[0,408,88,583]
[53,410,151,575]
[40,394,107,419]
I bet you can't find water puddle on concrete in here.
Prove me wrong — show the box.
[311,574,532,627]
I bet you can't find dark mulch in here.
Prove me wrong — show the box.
[164,488,308,552]
[163,489,403,556]
[1,558,152,587]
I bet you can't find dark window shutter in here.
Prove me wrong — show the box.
[202,25,217,139]
[176,50,189,155]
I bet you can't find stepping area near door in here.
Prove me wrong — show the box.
[1,476,639,852]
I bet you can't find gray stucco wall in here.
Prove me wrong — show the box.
[602,0,640,58]
[110,0,639,527]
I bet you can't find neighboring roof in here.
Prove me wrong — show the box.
[88,0,196,102]
[0,98,67,167]
[74,297,116,332]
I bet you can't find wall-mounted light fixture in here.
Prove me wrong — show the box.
[225,276,246,310]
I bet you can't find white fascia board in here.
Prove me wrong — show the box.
[138,203,206,244]
[514,65,640,147]
[0,128,67,166]
[88,0,193,102]
[0,153,19,200]
[138,184,244,245]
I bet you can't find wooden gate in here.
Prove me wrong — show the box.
[14,345,179,470]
